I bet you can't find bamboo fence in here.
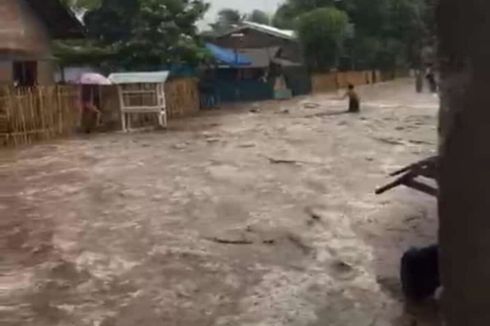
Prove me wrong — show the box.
[98,78,201,130]
[0,86,79,147]
[312,70,378,93]
[310,70,403,93]
[165,78,200,119]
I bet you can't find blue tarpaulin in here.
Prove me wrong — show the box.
[206,43,252,67]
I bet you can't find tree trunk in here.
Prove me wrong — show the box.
[438,1,490,325]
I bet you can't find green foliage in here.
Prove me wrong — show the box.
[342,0,391,37]
[273,0,336,29]
[280,0,336,15]
[346,0,430,69]
[57,0,434,72]
[209,9,245,34]
[247,10,271,25]
[297,7,349,71]
[84,0,139,44]
[273,0,434,71]
[60,0,101,13]
[209,8,271,34]
[388,0,429,66]
[52,40,115,67]
[80,0,209,69]
[272,5,296,29]
[217,9,243,25]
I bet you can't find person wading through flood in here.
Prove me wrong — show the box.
[343,84,361,113]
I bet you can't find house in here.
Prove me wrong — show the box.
[212,21,302,64]
[206,22,311,101]
[0,0,83,86]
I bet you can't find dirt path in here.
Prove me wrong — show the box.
[0,79,440,326]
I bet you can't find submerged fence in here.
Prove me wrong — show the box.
[0,86,79,147]
[311,69,410,93]
[0,71,407,148]
[0,78,201,147]
[165,78,200,119]
[312,70,375,93]
[98,78,201,129]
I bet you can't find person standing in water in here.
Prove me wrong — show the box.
[425,65,438,93]
[80,84,102,133]
[343,84,360,113]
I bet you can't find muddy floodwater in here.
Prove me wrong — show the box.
[1,80,440,325]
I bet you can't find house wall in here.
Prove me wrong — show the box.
[0,0,55,85]
[0,60,56,85]
[0,0,52,55]
[37,60,55,85]
[19,0,52,54]
[0,61,12,84]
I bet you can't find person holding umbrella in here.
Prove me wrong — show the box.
[77,73,111,133]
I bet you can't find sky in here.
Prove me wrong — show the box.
[200,0,285,30]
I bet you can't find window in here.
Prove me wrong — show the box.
[13,61,37,87]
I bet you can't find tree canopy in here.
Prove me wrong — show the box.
[209,9,245,34]
[62,0,210,70]
[60,0,101,14]
[297,7,349,71]
[273,0,434,71]
[56,0,434,72]
[247,10,271,25]
[209,8,271,34]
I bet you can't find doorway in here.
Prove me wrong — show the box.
[13,61,38,87]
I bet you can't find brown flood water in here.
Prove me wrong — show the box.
[1,80,440,326]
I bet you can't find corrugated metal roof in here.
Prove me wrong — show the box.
[242,22,296,40]
[108,71,170,84]
[217,21,296,41]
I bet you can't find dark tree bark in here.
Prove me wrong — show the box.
[438,0,490,325]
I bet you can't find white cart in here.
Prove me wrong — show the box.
[108,71,169,132]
